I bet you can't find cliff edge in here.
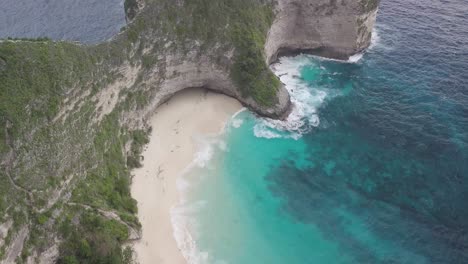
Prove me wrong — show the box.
[0,0,379,262]
[266,0,379,63]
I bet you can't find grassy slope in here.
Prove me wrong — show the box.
[0,0,280,262]
[0,39,142,263]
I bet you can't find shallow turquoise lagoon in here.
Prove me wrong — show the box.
[174,0,468,263]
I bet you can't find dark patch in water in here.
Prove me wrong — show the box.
[267,0,468,262]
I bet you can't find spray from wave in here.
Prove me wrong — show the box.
[253,28,384,139]
[230,108,247,129]
[348,28,381,63]
[171,200,210,264]
[252,56,328,139]
[369,28,381,50]
[169,28,385,260]
[348,53,364,63]
[171,114,240,264]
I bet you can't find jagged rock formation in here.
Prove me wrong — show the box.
[115,0,293,121]
[266,0,380,62]
[0,0,379,262]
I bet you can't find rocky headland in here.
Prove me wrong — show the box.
[0,0,379,262]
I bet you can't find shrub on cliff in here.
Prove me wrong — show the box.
[229,1,281,106]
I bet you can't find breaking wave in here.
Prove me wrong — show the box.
[254,28,383,139]
[171,200,210,264]
[171,109,243,264]
[253,56,327,139]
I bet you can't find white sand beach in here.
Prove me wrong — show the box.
[131,88,242,263]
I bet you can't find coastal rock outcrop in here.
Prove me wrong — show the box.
[139,53,292,121]
[0,0,379,262]
[266,0,380,63]
[138,0,380,119]
[131,0,380,120]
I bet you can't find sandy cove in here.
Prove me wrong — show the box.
[131,88,242,263]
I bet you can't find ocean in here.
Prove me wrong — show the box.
[174,0,468,263]
[2,0,467,263]
[0,0,126,44]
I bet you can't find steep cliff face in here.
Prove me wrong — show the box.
[0,0,378,262]
[266,0,379,63]
[137,53,291,121]
[124,0,291,120]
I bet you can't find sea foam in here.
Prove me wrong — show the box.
[347,29,380,63]
[369,28,381,50]
[232,118,244,128]
[253,56,327,139]
[192,136,216,168]
[253,30,384,139]
[171,110,242,264]
[348,28,382,63]
[171,201,210,264]
[348,53,364,63]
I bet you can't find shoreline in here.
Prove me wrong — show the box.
[131,88,242,263]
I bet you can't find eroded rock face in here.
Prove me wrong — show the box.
[107,0,380,122]
[0,1,380,261]
[266,0,380,63]
[136,53,291,121]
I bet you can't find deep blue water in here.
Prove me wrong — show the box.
[0,0,126,44]
[2,0,467,262]
[269,1,468,261]
[179,0,468,263]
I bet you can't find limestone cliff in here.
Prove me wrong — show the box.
[266,0,379,62]
[0,0,379,262]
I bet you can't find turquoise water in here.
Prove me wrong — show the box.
[174,0,468,263]
[178,114,357,263]
[179,109,434,263]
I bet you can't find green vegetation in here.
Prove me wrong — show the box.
[127,129,150,169]
[0,0,282,262]
[229,4,280,106]
[124,0,139,21]
[0,39,138,262]
[148,0,281,106]
[360,0,380,12]
[72,112,139,216]
[124,17,147,44]
[58,211,131,264]
[0,41,97,152]
[4,37,51,42]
